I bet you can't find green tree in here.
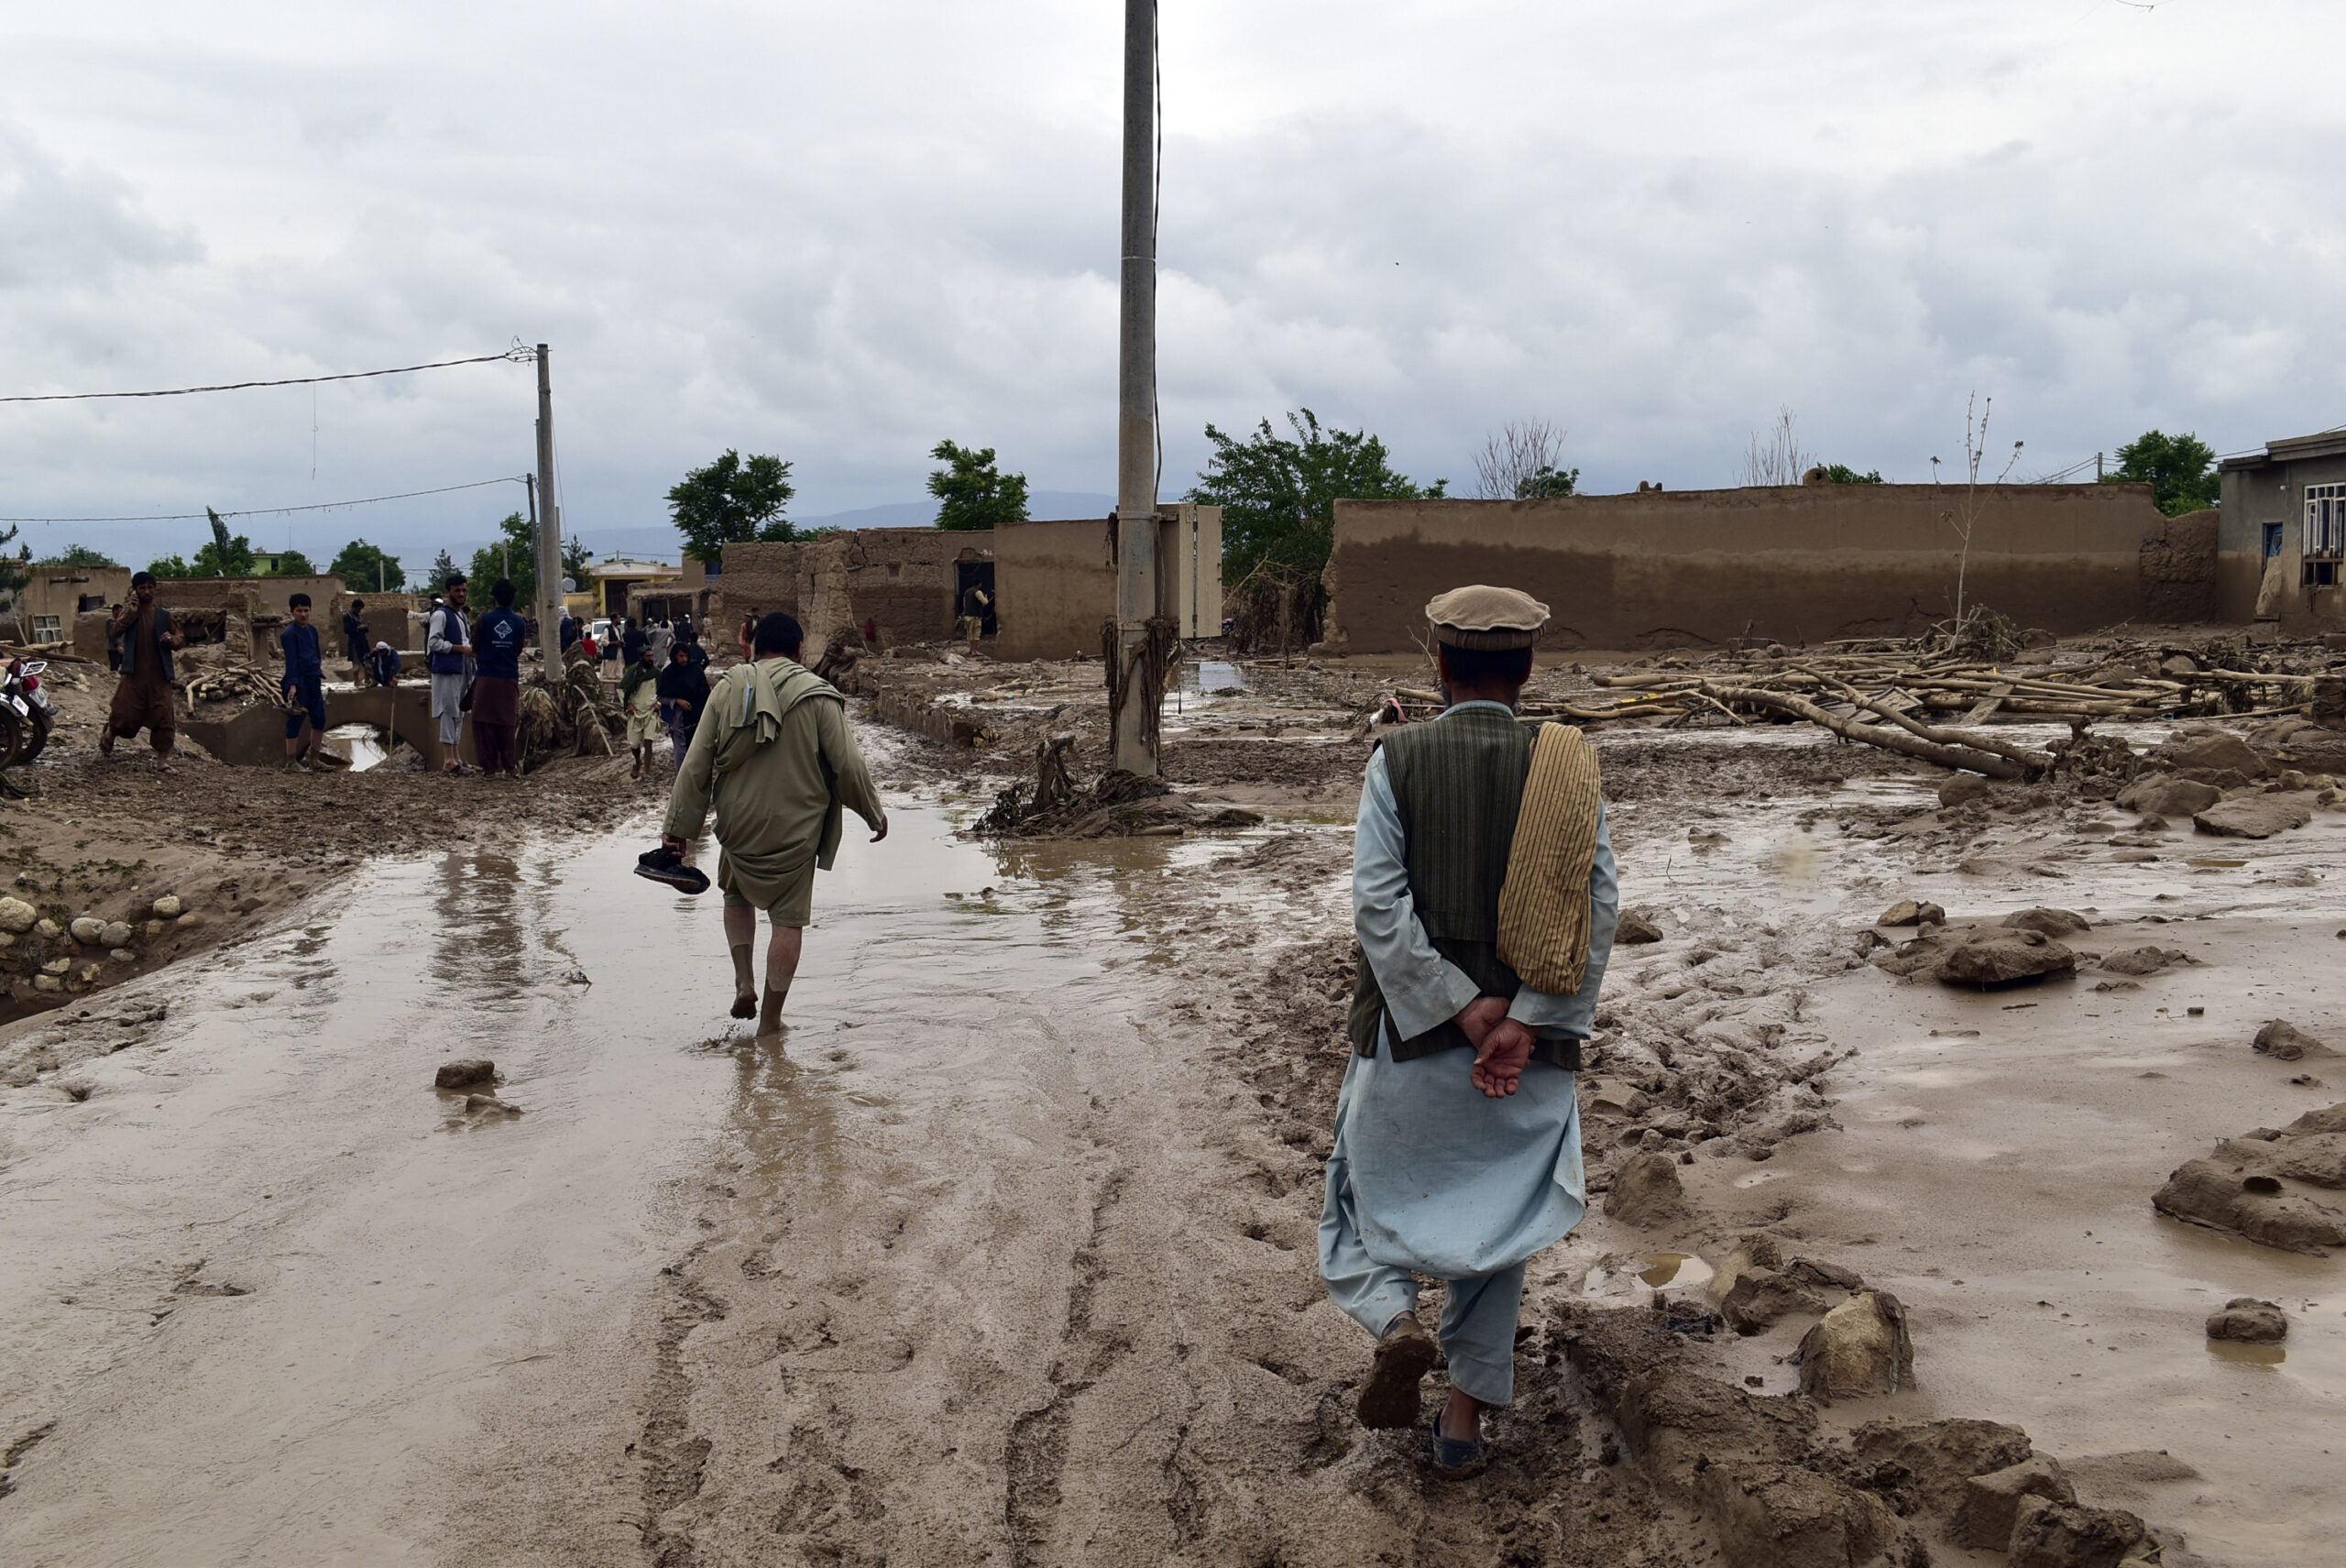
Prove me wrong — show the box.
[269,548,316,576]
[1823,464,1884,484]
[667,450,798,562]
[927,440,1030,531]
[468,511,538,608]
[35,543,120,569]
[181,507,258,577]
[1516,464,1579,499]
[329,538,406,592]
[146,554,192,578]
[561,534,590,586]
[2102,430,2219,516]
[429,549,461,590]
[1189,410,1446,581]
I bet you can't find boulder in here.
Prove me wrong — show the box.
[1935,929,2077,989]
[1718,1268,1828,1336]
[2154,730,2269,779]
[1953,1454,2077,1552]
[1877,900,1945,927]
[2254,1020,2333,1061]
[2116,774,2221,819]
[2205,1297,2287,1343]
[1938,773,1996,808]
[2001,906,2090,937]
[1606,1150,1691,1228]
[0,895,36,934]
[2006,1495,2149,1568]
[1795,1290,1915,1401]
[2098,946,2184,977]
[99,921,133,949]
[68,916,104,945]
[151,894,183,918]
[433,1058,498,1090]
[2153,1157,2346,1255]
[34,918,60,940]
[1850,1417,2034,1516]
[1616,910,1664,945]
[2194,795,2313,839]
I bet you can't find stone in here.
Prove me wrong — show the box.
[1795,1290,1915,1401]
[1934,929,2077,989]
[1606,1150,1690,1227]
[2205,1297,2287,1343]
[1699,1462,1897,1568]
[108,948,132,962]
[1718,1268,1828,1335]
[1616,910,1664,945]
[40,958,70,975]
[2253,1020,2333,1062]
[2154,730,2269,779]
[434,1058,498,1090]
[1783,1256,1865,1291]
[0,895,36,934]
[2153,1157,2346,1255]
[68,916,104,945]
[175,912,206,929]
[151,894,182,918]
[32,973,60,992]
[99,921,132,949]
[2001,906,2090,937]
[34,918,60,940]
[1877,899,1946,927]
[2099,946,2183,977]
[1954,1454,2077,1551]
[1849,1417,2033,1516]
[2006,1495,2149,1568]
[2116,774,2220,819]
[1938,773,1995,808]
[2194,796,2314,839]
[144,920,164,938]
[464,1094,523,1115]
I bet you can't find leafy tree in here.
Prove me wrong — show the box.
[0,532,23,608]
[2102,430,2219,516]
[35,543,120,569]
[1473,420,1576,499]
[429,549,461,591]
[269,548,317,576]
[181,507,258,577]
[927,440,1031,531]
[1517,464,1579,499]
[668,450,799,562]
[1823,464,1884,484]
[1189,410,1445,581]
[468,511,539,608]
[146,554,192,578]
[330,539,405,591]
[562,534,590,586]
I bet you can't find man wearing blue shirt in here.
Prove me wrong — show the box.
[280,593,328,772]
[471,577,530,778]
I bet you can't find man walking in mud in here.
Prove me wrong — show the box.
[1321,585,1619,1472]
[652,611,887,1036]
[100,570,183,771]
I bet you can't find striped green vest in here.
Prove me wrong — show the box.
[1345,703,1580,1070]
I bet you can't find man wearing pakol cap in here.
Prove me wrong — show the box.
[1320,583,1619,1472]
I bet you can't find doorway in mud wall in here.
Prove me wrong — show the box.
[954,561,997,636]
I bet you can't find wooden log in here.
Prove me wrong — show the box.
[1697,681,2035,778]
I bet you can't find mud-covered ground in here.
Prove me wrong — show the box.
[2,632,2343,1566]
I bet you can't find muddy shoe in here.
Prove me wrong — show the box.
[633,845,709,894]
[1356,1314,1438,1430]
[1430,1409,1484,1475]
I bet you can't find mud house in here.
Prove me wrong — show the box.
[990,507,1222,661]
[717,529,995,650]
[1320,483,2210,653]
[587,557,683,620]
[13,565,132,644]
[2218,428,2346,632]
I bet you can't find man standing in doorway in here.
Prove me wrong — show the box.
[280,593,328,772]
[102,571,182,770]
[427,575,473,773]
[471,577,529,779]
[1320,586,1618,1473]
[654,612,887,1036]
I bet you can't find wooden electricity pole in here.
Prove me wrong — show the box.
[1111,0,1160,777]
[532,344,563,670]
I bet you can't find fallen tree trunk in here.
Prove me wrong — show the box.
[1698,681,2041,779]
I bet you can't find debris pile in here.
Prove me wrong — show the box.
[519,656,621,765]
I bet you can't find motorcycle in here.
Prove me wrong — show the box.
[0,658,54,766]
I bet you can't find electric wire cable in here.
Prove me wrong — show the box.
[0,474,531,526]
[0,346,532,404]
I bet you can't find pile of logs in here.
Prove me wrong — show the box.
[181,665,288,707]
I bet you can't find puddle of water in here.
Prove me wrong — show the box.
[1638,1252,1715,1289]
[319,722,387,772]
[2208,1341,2287,1367]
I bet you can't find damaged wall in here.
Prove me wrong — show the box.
[1321,485,2201,653]
[992,519,1115,663]
[719,530,992,651]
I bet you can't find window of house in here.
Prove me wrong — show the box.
[2305,483,2345,585]
[30,616,60,641]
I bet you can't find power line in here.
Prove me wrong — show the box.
[0,475,532,526]
[0,346,533,404]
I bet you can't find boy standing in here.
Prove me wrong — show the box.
[281,593,327,771]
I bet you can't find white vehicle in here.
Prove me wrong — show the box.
[588,617,615,650]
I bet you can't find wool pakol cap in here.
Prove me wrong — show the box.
[1426,585,1550,651]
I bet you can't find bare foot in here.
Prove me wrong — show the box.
[730,992,756,1020]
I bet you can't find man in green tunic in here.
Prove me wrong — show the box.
[662,611,889,1034]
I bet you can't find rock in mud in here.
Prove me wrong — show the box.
[2152,1157,2346,1255]
[1719,1268,1828,1336]
[2193,795,2313,839]
[1954,1454,2077,1551]
[1612,1365,1821,1502]
[1783,1256,1866,1292]
[1606,1151,1690,1227]
[434,1058,498,1090]
[151,894,182,918]
[2001,907,2090,937]
[1617,910,1664,945]
[2153,730,2268,780]
[2205,1297,2287,1343]
[34,918,60,940]
[68,916,104,945]
[2284,1101,2346,1135]
[1939,773,1995,808]
[0,896,36,934]
[1934,929,2077,989]
[2116,775,2220,819]
[1850,1417,2033,1516]
[1877,900,1945,927]
[2006,1495,2149,1568]
[464,1093,523,1116]
[99,921,132,949]
[2098,946,2185,977]
[1794,1290,1915,1401]
[2253,1020,2334,1061]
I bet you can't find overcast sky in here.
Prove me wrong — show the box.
[2,0,2341,566]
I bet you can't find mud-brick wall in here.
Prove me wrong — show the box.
[720,531,992,651]
[711,542,806,637]
[993,519,1115,662]
[1321,484,2202,653]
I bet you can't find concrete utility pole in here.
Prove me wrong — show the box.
[1110,0,1160,777]
[533,345,563,670]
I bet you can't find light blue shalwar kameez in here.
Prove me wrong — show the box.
[1319,701,1619,1406]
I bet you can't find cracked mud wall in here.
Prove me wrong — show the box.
[1322,484,2198,652]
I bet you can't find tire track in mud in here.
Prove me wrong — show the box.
[1003,1164,1132,1566]
[640,1255,726,1568]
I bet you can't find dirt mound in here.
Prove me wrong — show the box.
[2206,1297,2287,1343]
[2153,1126,2346,1255]
[2253,1020,2335,1061]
